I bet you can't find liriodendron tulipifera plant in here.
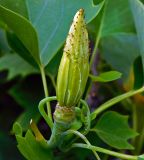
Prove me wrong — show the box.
[39,8,90,148]
[14,9,144,160]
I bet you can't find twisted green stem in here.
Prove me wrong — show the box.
[38,96,57,129]
[91,87,144,120]
[63,130,101,160]
[71,143,138,160]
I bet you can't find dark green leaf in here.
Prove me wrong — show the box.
[0,54,38,80]
[6,31,38,68]
[88,0,135,38]
[101,0,135,37]
[93,111,138,149]
[16,129,54,160]
[101,33,139,79]
[88,0,137,80]
[89,71,122,82]
[0,5,40,64]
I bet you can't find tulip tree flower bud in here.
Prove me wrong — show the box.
[57,9,89,107]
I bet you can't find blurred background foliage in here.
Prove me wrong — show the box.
[0,0,144,159]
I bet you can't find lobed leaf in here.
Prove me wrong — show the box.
[14,124,54,160]
[92,111,138,149]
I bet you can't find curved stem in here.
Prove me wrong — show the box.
[91,87,144,120]
[38,96,57,129]
[80,99,91,134]
[71,143,138,160]
[63,130,101,160]
[40,66,52,122]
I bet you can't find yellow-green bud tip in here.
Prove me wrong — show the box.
[56,9,89,107]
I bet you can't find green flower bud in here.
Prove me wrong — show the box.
[56,9,89,107]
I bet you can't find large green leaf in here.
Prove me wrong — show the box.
[92,111,138,149]
[6,31,60,79]
[88,0,135,38]
[13,123,54,160]
[88,0,137,79]
[101,33,139,79]
[101,0,135,37]
[25,0,105,66]
[0,54,38,80]
[0,5,40,64]
[130,0,144,76]
[99,0,139,80]
[0,0,104,67]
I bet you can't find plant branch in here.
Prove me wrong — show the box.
[40,66,52,123]
[64,130,101,160]
[91,87,144,120]
[38,96,57,129]
[71,143,138,160]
